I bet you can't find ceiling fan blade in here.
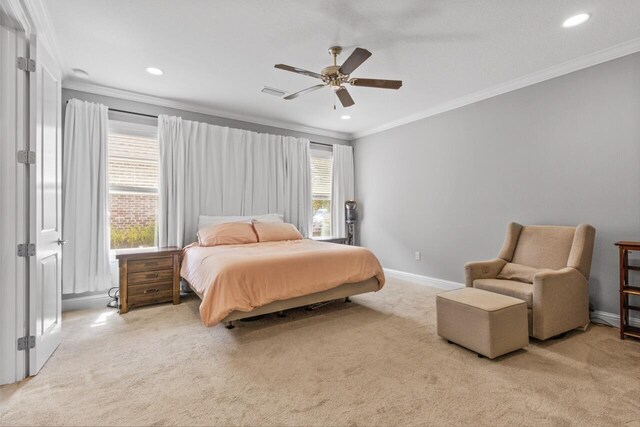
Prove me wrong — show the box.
[274,64,324,80]
[335,87,355,108]
[350,78,402,89]
[338,48,372,75]
[283,84,326,100]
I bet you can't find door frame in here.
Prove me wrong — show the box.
[0,0,64,385]
[0,1,31,386]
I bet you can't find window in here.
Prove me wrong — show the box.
[107,121,159,249]
[310,147,333,238]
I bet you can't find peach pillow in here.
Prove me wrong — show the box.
[253,222,303,242]
[197,222,258,247]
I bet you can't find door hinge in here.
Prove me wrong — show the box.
[16,57,36,72]
[17,150,36,164]
[17,336,35,351]
[17,243,36,257]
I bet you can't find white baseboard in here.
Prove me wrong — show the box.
[61,293,112,312]
[383,267,640,328]
[383,268,464,291]
[591,310,640,328]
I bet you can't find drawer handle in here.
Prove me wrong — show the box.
[145,273,159,279]
[143,288,160,294]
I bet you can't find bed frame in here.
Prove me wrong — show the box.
[185,277,380,328]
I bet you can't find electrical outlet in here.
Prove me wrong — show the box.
[415,251,421,261]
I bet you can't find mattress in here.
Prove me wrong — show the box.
[181,239,385,326]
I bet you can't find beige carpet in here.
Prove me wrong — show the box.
[1,277,639,426]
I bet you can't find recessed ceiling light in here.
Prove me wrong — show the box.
[562,13,591,28]
[72,68,89,79]
[340,115,351,120]
[146,67,163,76]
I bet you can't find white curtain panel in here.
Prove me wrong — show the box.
[331,144,355,238]
[282,136,312,237]
[62,99,111,293]
[158,115,312,247]
[157,115,185,248]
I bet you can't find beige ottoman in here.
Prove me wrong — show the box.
[436,288,528,359]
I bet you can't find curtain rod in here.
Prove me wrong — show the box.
[65,100,159,119]
[310,141,334,148]
[109,108,158,119]
[66,100,335,147]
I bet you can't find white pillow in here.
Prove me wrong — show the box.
[198,213,283,232]
[252,213,284,223]
[198,215,251,231]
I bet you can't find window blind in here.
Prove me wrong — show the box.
[108,134,158,191]
[311,156,332,200]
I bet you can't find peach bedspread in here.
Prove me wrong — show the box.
[181,239,385,326]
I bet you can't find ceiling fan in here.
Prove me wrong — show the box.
[274,46,402,108]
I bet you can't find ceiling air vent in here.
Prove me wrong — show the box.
[261,86,287,97]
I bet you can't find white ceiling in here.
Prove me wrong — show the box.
[47,0,640,139]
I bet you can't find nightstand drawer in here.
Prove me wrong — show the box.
[128,281,173,297]
[128,269,174,285]
[128,257,174,273]
[128,289,174,306]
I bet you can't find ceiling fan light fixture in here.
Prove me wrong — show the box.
[340,115,351,120]
[562,13,591,28]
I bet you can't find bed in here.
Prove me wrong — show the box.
[181,238,385,327]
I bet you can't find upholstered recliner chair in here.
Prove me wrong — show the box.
[465,223,596,340]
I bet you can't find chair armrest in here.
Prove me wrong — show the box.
[464,258,507,287]
[532,267,589,339]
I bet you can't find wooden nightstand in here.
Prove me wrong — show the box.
[116,247,181,314]
[312,237,348,244]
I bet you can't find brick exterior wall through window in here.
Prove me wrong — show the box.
[108,131,159,248]
[109,193,157,231]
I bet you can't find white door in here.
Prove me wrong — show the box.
[29,36,62,375]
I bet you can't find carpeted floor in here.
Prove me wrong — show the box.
[1,277,639,426]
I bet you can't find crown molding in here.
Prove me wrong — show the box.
[62,80,351,141]
[0,0,31,32]
[352,37,640,139]
[43,2,639,143]
[30,3,347,141]
[19,0,66,74]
